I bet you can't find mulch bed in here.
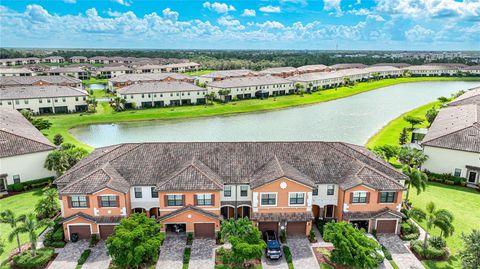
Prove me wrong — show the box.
[313,247,351,269]
[215,250,260,268]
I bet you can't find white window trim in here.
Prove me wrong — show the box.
[288,192,306,206]
[239,185,249,197]
[327,185,335,196]
[70,195,88,208]
[196,193,213,207]
[99,195,118,208]
[223,185,232,197]
[260,192,277,207]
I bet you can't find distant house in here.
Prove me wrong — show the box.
[449,87,480,106]
[329,63,368,71]
[198,69,260,85]
[404,65,459,76]
[0,108,56,193]
[260,67,298,78]
[296,64,329,74]
[0,85,89,114]
[44,67,89,80]
[43,56,65,64]
[462,65,480,75]
[421,104,480,187]
[69,56,88,63]
[97,66,133,78]
[0,68,35,77]
[108,73,195,91]
[0,75,82,88]
[117,81,207,108]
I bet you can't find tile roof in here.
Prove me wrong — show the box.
[343,208,404,220]
[55,142,406,194]
[201,69,259,78]
[463,65,480,70]
[403,65,459,71]
[0,68,33,74]
[117,81,204,94]
[329,63,367,69]
[0,75,81,87]
[251,211,314,222]
[422,104,480,153]
[0,85,88,100]
[449,87,480,106]
[98,66,132,72]
[208,75,292,88]
[109,73,193,83]
[0,108,55,158]
[61,212,125,224]
[296,65,328,72]
[260,67,297,74]
[45,67,86,73]
[157,205,221,221]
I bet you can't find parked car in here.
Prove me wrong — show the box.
[263,230,282,260]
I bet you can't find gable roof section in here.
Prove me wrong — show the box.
[422,104,480,153]
[449,87,480,106]
[250,155,315,189]
[344,166,406,191]
[157,205,221,221]
[157,158,223,191]
[0,108,55,158]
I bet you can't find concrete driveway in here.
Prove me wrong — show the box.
[378,234,424,269]
[189,238,216,269]
[156,236,186,269]
[48,240,89,269]
[288,237,320,269]
[262,254,289,269]
[82,241,111,269]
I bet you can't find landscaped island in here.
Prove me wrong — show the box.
[41,76,480,151]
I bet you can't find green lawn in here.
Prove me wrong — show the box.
[82,77,108,85]
[89,89,115,99]
[183,69,215,76]
[409,182,480,269]
[366,100,441,149]
[0,188,51,264]
[40,77,480,151]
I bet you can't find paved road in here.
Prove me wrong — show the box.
[82,241,111,269]
[378,234,424,269]
[48,240,89,269]
[156,236,186,269]
[189,238,216,269]
[288,237,320,269]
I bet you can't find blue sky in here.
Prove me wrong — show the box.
[0,0,479,50]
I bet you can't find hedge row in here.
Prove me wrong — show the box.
[12,248,55,268]
[424,171,466,186]
[7,177,54,192]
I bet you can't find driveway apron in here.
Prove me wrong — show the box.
[48,240,89,269]
[288,237,320,269]
[189,238,216,269]
[82,241,111,269]
[378,234,425,269]
[262,254,289,269]
[156,236,186,269]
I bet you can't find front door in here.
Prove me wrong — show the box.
[0,177,6,192]
[468,171,478,183]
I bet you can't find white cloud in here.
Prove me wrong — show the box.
[217,15,245,30]
[348,8,370,15]
[405,24,434,41]
[203,2,235,14]
[280,0,308,6]
[367,14,385,21]
[242,9,256,17]
[107,8,122,17]
[323,0,341,12]
[63,0,76,3]
[259,5,281,13]
[162,8,179,21]
[113,0,131,6]
[376,0,480,20]
[256,20,285,29]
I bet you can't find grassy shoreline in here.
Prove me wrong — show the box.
[41,77,480,151]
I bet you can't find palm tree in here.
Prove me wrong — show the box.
[308,82,313,92]
[220,218,254,240]
[397,147,428,168]
[410,202,454,252]
[86,97,98,112]
[0,210,25,253]
[11,213,50,256]
[218,89,231,103]
[402,166,428,203]
[111,96,126,111]
[295,83,305,96]
[206,92,216,105]
[343,77,351,86]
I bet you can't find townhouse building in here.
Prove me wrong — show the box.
[197,69,260,85]
[0,108,56,194]
[0,68,35,77]
[329,63,368,71]
[134,64,165,74]
[163,62,201,73]
[0,75,82,88]
[260,67,298,78]
[43,56,65,64]
[0,85,88,114]
[108,73,195,91]
[462,65,480,75]
[89,56,111,64]
[97,66,133,79]
[54,142,406,241]
[117,81,207,108]
[296,64,329,74]
[69,56,88,63]
[404,65,459,76]
[44,67,89,80]
[207,75,296,100]
[448,87,480,106]
[0,58,41,66]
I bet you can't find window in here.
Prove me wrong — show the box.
[196,194,212,206]
[62,98,66,102]
[380,192,396,203]
[260,193,277,206]
[71,195,88,208]
[327,185,335,196]
[352,192,368,203]
[24,100,29,104]
[167,195,183,206]
[151,187,158,198]
[54,99,58,103]
[289,193,305,205]
[240,186,248,197]
[39,99,43,103]
[312,187,318,196]
[47,99,51,103]
[100,196,117,207]
[134,187,142,198]
[12,175,20,184]
[224,185,232,197]
[454,168,462,177]
[75,97,79,101]
[15,100,19,105]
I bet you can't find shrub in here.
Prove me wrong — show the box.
[12,248,54,268]
[89,234,98,247]
[381,245,392,260]
[444,180,455,185]
[77,249,91,265]
[187,232,193,245]
[48,241,66,248]
[316,219,327,237]
[309,229,317,243]
[280,229,286,243]
[6,177,54,192]
[400,208,410,221]
[51,228,64,242]
[410,240,448,259]
[403,233,420,241]
[7,183,24,192]
[283,246,292,263]
[429,236,446,249]
[183,248,191,264]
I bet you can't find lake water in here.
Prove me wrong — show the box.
[88,83,106,90]
[70,81,480,148]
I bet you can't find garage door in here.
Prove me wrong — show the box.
[99,225,116,239]
[69,225,91,240]
[287,222,306,237]
[376,220,397,234]
[258,222,278,235]
[194,223,215,238]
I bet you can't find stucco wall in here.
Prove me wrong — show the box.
[61,188,129,218]
[0,96,88,113]
[0,151,55,185]
[343,185,402,213]
[423,146,480,182]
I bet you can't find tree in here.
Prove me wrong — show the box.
[223,219,266,266]
[110,96,126,111]
[106,213,162,268]
[323,222,382,269]
[86,97,98,112]
[44,143,88,176]
[437,96,449,103]
[399,128,409,145]
[410,202,454,252]
[220,218,255,240]
[402,166,428,202]
[20,109,33,121]
[218,89,231,102]
[425,107,438,127]
[31,118,52,130]
[397,147,428,168]
[403,115,424,130]
[459,229,480,269]
[0,236,4,256]
[35,189,60,220]
[308,82,313,92]
[53,134,64,146]
[11,213,50,256]
[206,92,216,105]
[0,210,25,253]
[373,145,400,161]
[343,77,352,86]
